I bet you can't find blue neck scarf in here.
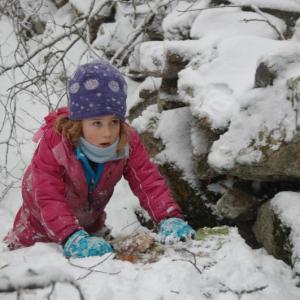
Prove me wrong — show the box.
[75,148,104,193]
[78,137,128,163]
[76,138,128,195]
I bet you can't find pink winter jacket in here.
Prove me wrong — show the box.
[5,108,183,249]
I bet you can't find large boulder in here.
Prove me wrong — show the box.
[223,134,300,181]
[216,187,260,222]
[209,44,300,181]
[253,192,300,274]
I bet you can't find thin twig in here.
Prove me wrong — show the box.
[68,253,120,280]
[250,4,285,40]
[0,25,85,76]
[176,5,245,13]
[0,280,85,300]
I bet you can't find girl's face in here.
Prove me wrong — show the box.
[81,115,121,148]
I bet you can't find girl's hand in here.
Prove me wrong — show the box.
[158,218,195,243]
[63,230,113,258]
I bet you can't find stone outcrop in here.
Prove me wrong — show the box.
[224,134,300,181]
[253,200,293,265]
[158,163,218,229]
[126,3,300,270]
[216,187,260,222]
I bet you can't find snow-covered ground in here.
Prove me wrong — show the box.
[1,0,300,299]
[1,180,300,300]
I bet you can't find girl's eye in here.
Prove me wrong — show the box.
[112,119,120,125]
[92,121,102,127]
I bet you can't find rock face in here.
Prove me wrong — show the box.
[124,1,300,270]
[225,134,300,181]
[216,187,260,221]
[253,199,294,266]
[255,63,277,88]
[158,163,218,229]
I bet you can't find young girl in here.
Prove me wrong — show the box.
[4,60,194,258]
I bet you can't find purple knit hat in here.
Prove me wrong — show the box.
[67,60,127,121]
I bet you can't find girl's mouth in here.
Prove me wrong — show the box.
[99,143,110,147]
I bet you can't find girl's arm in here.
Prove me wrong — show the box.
[123,127,183,224]
[30,129,82,244]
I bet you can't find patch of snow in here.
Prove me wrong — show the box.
[229,0,300,12]
[162,0,210,40]
[191,7,286,42]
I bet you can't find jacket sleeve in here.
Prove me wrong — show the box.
[31,129,82,243]
[123,127,183,224]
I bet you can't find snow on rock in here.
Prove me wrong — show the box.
[132,105,196,186]
[20,0,57,23]
[257,45,300,85]
[178,37,300,169]
[126,77,161,113]
[292,18,300,41]
[93,17,138,56]
[179,37,298,101]
[52,2,75,27]
[154,107,195,186]
[69,0,111,17]
[190,125,211,156]
[188,83,239,130]
[229,0,300,12]
[208,86,296,170]
[191,6,286,42]
[178,36,280,129]
[116,1,162,17]
[162,0,210,40]
[131,104,160,134]
[129,40,204,76]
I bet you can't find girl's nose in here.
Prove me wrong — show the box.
[102,126,112,137]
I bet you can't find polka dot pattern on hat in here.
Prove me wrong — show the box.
[108,80,120,93]
[84,79,99,90]
[69,82,80,94]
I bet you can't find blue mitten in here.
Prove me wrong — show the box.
[159,218,195,243]
[63,230,113,258]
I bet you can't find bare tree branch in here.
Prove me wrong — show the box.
[219,282,268,299]
[0,267,85,299]
[110,12,155,66]
[250,4,285,40]
[176,4,245,13]
[172,248,216,275]
[0,25,85,76]
[0,280,85,300]
[68,253,120,280]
